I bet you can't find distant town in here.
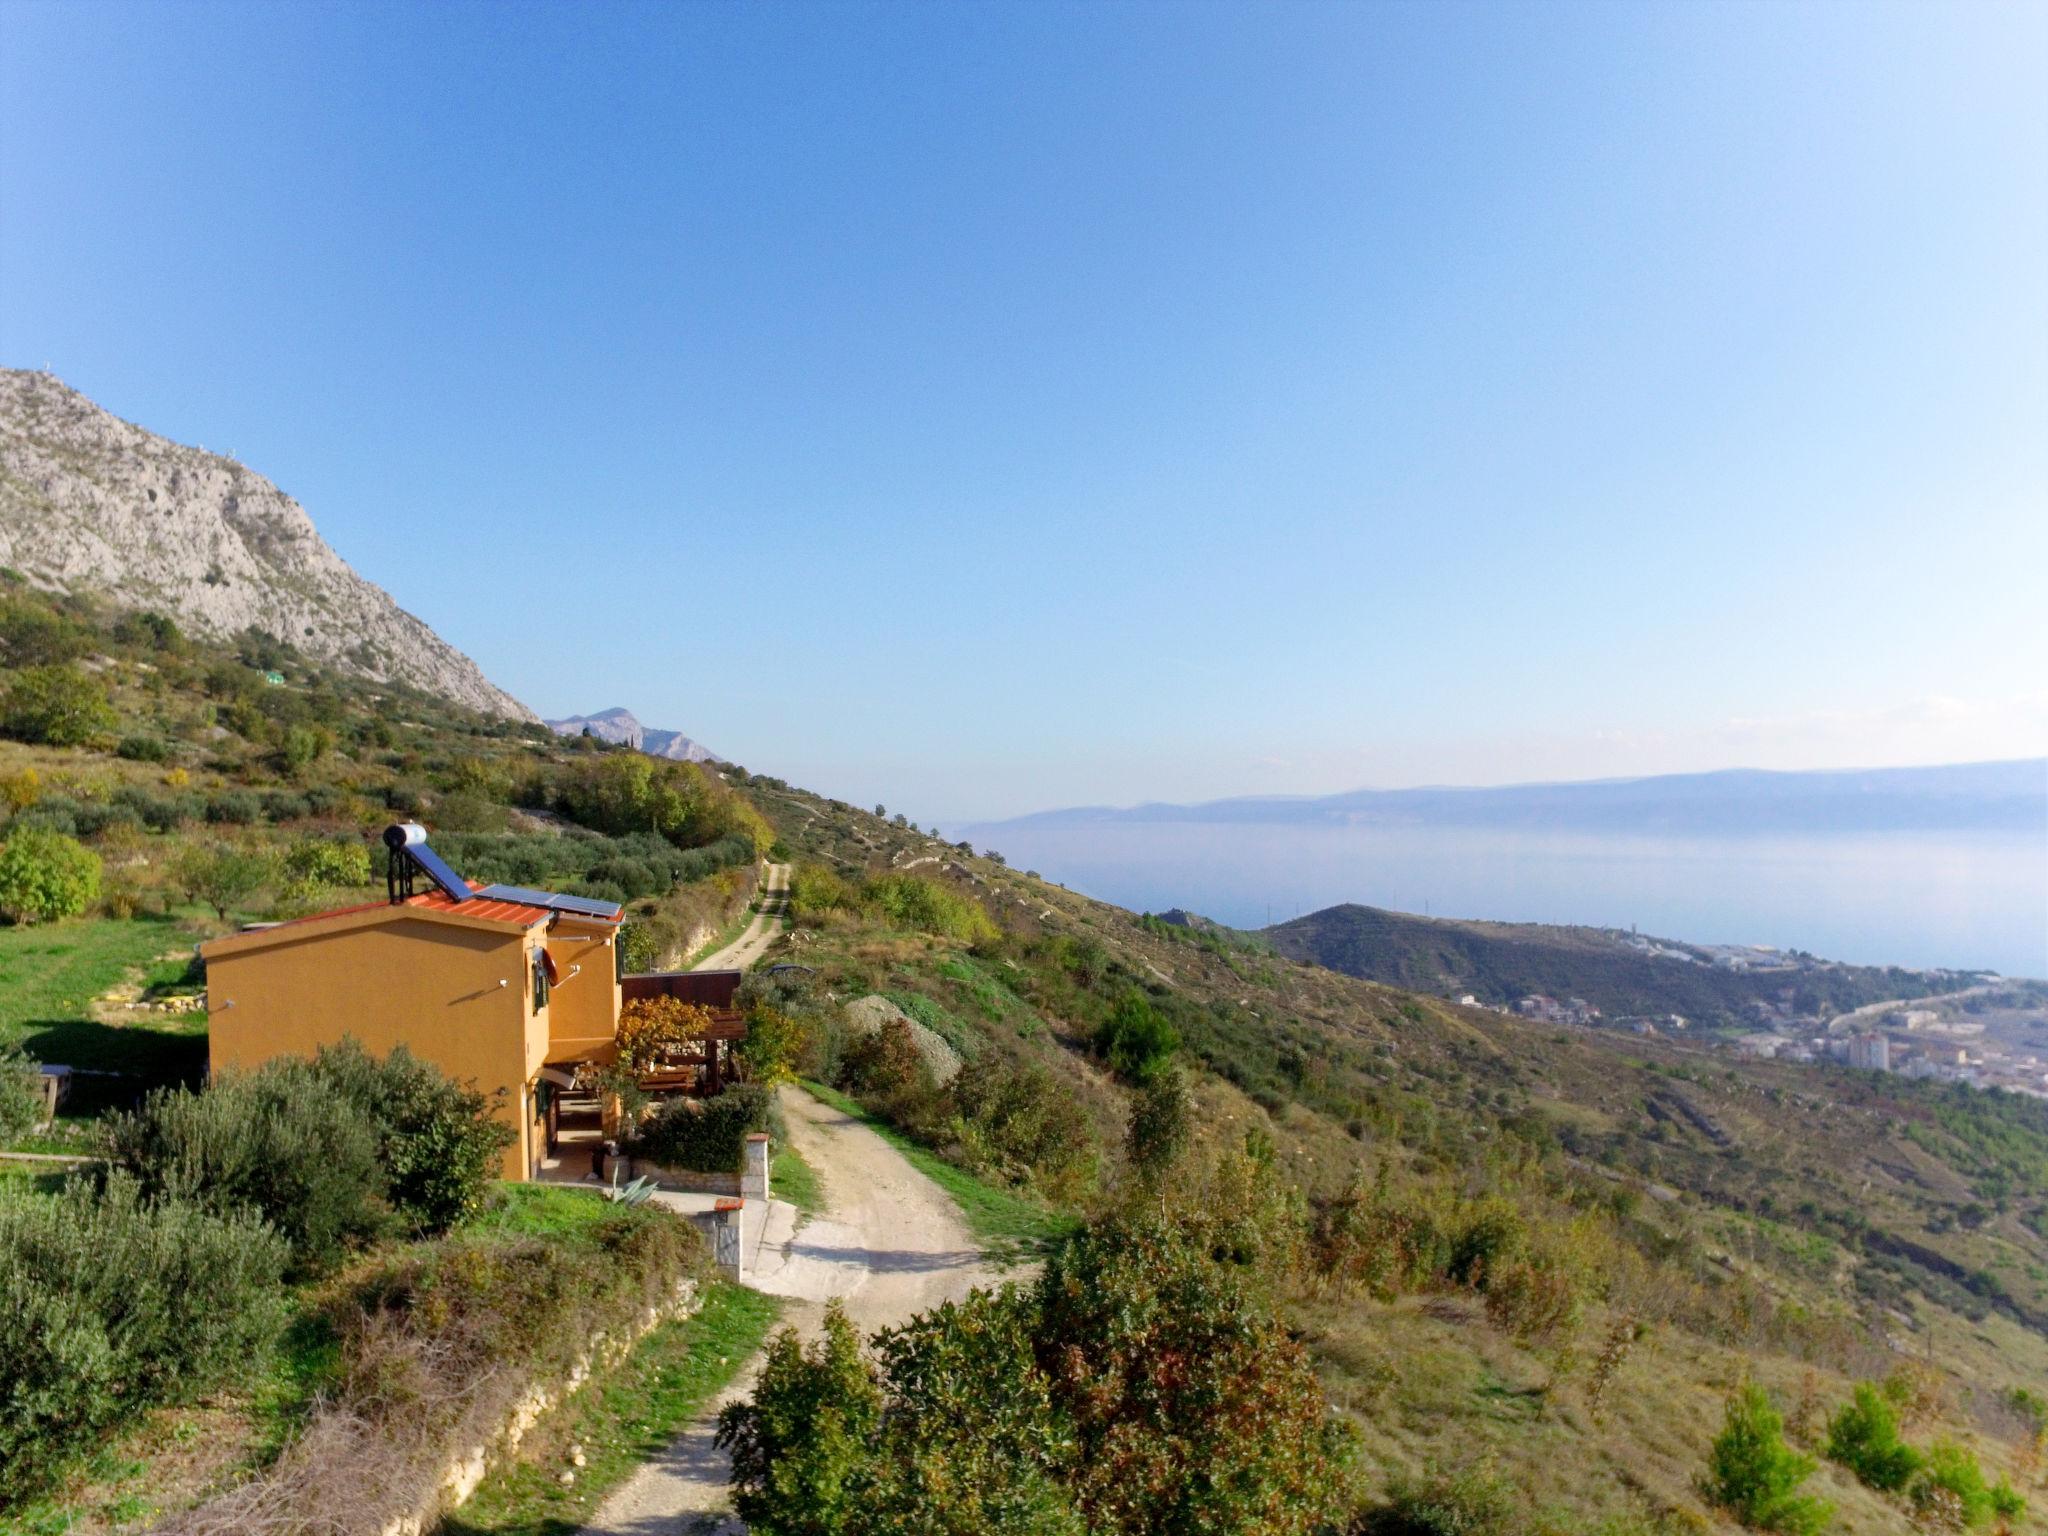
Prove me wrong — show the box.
[1488,946,2048,1099]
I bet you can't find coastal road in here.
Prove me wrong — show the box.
[578,1085,1001,1535]
[694,863,790,973]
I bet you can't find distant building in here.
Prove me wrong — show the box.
[1735,1033,1791,1058]
[1846,1033,1891,1072]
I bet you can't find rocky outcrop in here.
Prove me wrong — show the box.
[545,705,713,761]
[0,369,534,719]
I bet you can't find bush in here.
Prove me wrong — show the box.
[284,835,373,888]
[104,1062,389,1275]
[307,1042,514,1234]
[859,873,1000,944]
[719,1301,889,1536]
[1909,1442,2026,1529]
[718,1212,1355,1536]
[115,733,172,762]
[0,1175,289,1501]
[1094,989,1179,1083]
[207,794,266,831]
[1702,1384,1833,1535]
[1126,1061,1193,1187]
[0,1046,43,1142]
[1357,1465,1519,1536]
[840,1017,941,1130]
[1825,1381,1923,1492]
[788,862,855,920]
[947,1054,1095,1194]
[633,1083,772,1173]
[0,663,116,746]
[0,825,103,923]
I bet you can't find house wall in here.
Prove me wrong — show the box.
[544,922,623,1064]
[205,915,543,1180]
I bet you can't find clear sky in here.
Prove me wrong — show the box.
[3,1,2044,823]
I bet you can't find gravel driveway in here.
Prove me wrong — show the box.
[578,1084,1002,1534]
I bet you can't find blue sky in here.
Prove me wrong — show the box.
[3,1,2044,822]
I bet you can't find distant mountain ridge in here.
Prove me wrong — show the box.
[970,759,2048,837]
[1260,902,1989,1024]
[545,706,714,762]
[0,370,533,719]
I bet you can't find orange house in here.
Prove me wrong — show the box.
[200,826,625,1180]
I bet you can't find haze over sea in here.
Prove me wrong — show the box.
[969,825,2047,980]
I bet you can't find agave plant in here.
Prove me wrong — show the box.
[603,1173,659,1207]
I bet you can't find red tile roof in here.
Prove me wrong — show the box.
[266,889,553,932]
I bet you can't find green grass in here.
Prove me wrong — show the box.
[799,1081,1078,1260]
[470,1181,622,1241]
[0,914,211,1131]
[772,1139,824,1215]
[440,1280,783,1535]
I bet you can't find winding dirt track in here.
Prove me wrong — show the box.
[578,1086,1000,1535]
[693,864,790,973]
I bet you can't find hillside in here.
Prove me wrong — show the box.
[0,371,532,720]
[1263,902,1983,1029]
[546,705,714,761]
[718,779,2048,1529]
[0,602,2043,1528]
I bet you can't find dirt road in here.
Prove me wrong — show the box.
[693,863,789,973]
[579,1085,1000,1535]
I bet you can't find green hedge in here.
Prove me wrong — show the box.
[633,1085,772,1173]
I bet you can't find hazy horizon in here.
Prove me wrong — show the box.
[5,2,2046,824]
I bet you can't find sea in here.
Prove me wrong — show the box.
[971,823,2048,978]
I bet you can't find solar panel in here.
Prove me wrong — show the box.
[474,884,623,921]
[407,842,473,900]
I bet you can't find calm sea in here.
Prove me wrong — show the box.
[975,824,2048,978]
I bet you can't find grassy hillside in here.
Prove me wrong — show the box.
[2,580,2044,1529]
[729,777,2048,1531]
[1264,902,1983,1029]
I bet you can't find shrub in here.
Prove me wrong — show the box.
[0,663,116,745]
[1358,1464,1519,1536]
[0,825,102,923]
[719,1301,888,1536]
[307,1042,514,1234]
[719,1214,1353,1536]
[1909,1442,2026,1529]
[789,862,856,921]
[104,1062,389,1274]
[633,1083,772,1173]
[738,1004,821,1086]
[1702,1384,1833,1535]
[947,1053,1095,1194]
[1126,1061,1193,1187]
[0,1046,43,1142]
[1825,1381,1923,1492]
[207,794,266,831]
[0,1175,289,1502]
[284,835,373,888]
[1094,989,1179,1083]
[859,873,1000,944]
[116,733,172,762]
[840,1017,941,1130]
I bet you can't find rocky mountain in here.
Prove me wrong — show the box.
[0,370,534,719]
[545,705,714,761]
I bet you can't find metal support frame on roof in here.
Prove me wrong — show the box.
[383,823,471,906]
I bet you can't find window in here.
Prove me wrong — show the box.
[532,954,550,1011]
